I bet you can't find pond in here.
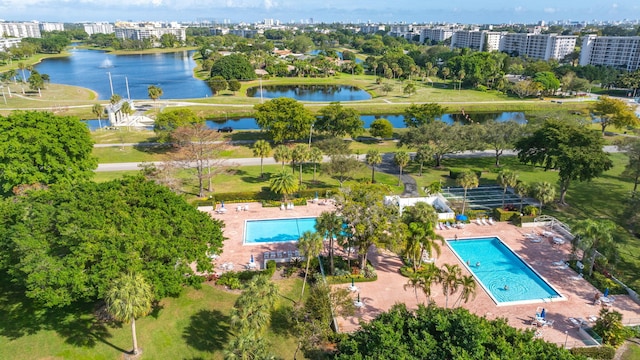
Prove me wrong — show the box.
[83,111,526,131]
[34,49,212,100]
[246,84,371,102]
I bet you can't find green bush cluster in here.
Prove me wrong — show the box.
[215,265,276,289]
[449,168,483,180]
[513,215,536,226]
[493,208,520,222]
[192,187,331,207]
[569,344,615,359]
[589,271,625,295]
[465,209,490,219]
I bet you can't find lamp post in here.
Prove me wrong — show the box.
[564,330,569,348]
[308,124,314,149]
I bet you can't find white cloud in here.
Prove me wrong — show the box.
[514,6,524,12]
[544,7,557,13]
[611,3,618,8]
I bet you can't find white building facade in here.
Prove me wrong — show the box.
[114,22,186,42]
[38,22,64,32]
[83,22,114,35]
[420,28,454,44]
[0,22,41,38]
[579,35,640,71]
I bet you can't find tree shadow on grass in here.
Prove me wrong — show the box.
[0,279,126,352]
[182,309,231,352]
[269,304,296,337]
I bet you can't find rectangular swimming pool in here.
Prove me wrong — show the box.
[447,237,564,305]
[244,217,317,244]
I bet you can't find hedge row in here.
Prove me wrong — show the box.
[570,345,615,359]
[493,208,520,222]
[191,187,334,206]
[513,215,536,226]
[449,168,482,180]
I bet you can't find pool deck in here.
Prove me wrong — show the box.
[206,202,640,348]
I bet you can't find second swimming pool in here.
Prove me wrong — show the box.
[447,237,564,305]
[244,217,317,244]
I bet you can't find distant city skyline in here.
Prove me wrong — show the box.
[1,0,640,25]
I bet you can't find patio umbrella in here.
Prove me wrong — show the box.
[351,278,355,287]
[250,254,254,263]
[221,200,225,209]
[604,288,609,297]
[540,308,546,319]
[357,293,360,303]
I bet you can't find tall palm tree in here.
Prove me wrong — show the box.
[402,202,442,271]
[270,170,298,201]
[298,230,324,302]
[514,181,530,213]
[291,144,309,186]
[497,170,518,208]
[457,170,479,214]
[273,145,292,170]
[404,271,426,304]
[315,211,343,275]
[572,219,616,276]
[440,264,462,309]
[405,263,441,305]
[92,103,104,130]
[394,151,410,186]
[532,181,556,214]
[147,85,163,103]
[366,149,382,183]
[454,275,477,307]
[105,273,153,355]
[252,140,271,178]
[308,147,323,183]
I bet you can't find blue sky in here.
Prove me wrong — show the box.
[1,0,639,24]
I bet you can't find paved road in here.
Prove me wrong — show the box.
[95,146,621,172]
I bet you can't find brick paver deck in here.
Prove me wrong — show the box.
[205,203,640,348]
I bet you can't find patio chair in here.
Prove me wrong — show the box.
[551,260,566,267]
[488,217,495,225]
[481,217,489,226]
[530,236,543,243]
[244,204,249,211]
[542,319,554,328]
[476,218,483,226]
[444,222,451,230]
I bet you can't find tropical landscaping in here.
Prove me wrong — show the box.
[1,26,640,359]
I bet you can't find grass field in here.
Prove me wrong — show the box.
[0,276,305,360]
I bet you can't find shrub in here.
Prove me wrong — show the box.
[513,215,536,226]
[493,208,520,222]
[476,85,488,92]
[449,168,482,180]
[570,345,615,359]
[216,272,243,289]
[523,205,538,216]
[265,260,276,276]
[363,264,377,279]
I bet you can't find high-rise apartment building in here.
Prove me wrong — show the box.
[579,35,640,71]
[83,22,114,35]
[0,22,41,38]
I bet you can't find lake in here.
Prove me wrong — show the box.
[83,112,526,131]
[34,49,212,100]
[246,84,371,102]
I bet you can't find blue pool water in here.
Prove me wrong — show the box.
[447,237,562,305]
[244,217,317,244]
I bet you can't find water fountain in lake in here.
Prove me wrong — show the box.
[99,58,113,68]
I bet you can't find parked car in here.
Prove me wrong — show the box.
[217,126,233,133]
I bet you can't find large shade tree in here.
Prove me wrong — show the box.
[0,111,97,195]
[515,119,613,204]
[210,53,256,81]
[590,96,639,135]
[0,176,223,307]
[617,137,640,194]
[153,108,203,143]
[105,273,153,356]
[254,98,315,143]
[316,102,364,138]
[403,103,447,127]
[483,120,524,167]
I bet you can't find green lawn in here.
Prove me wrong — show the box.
[622,341,640,360]
[0,277,305,360]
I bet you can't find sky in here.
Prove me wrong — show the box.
[1,0,639,24]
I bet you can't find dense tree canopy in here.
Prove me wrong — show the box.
[0,176,224,307]
[590,96,639,134]
[403,103,447,127]
[254,98,315,143]
[0,111,97,195]
[334,304,580,359]
[153,108,204,143]
[210,53,256,81]
[316,102,364,138]
[515,119,612,204]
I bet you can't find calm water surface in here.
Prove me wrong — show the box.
[35,49,212,100]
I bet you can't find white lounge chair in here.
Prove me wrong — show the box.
[530,236,543,243]
[551,260,566,267]
[488,217,495,225]
[244,204,249,211]
[481,217,489,226]
[444,222,451,230]
[476,218,483,226]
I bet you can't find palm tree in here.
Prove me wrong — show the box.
[105,273,153,355]
[366,149,382,183]
[497,170,518,208]
[572,219,616,276]
[440,264,462,309]
[92,103,104,130]
[315,211,343,275]
[532,182,556,214]
[394,151,410,186]
[456,170,479,214]
[252,140,271,178]
[291,144,309,186]
[273,145,292,169]
[514,181,530,213]
[404,272,426,304]
[454,275,477,307]
[270,170,298,201]
[405,263,441,304]
[298,230,324,302]
[308,147,323,183]
[402,202,442,271]
[147,85,163,111]
[415,145,434,176]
